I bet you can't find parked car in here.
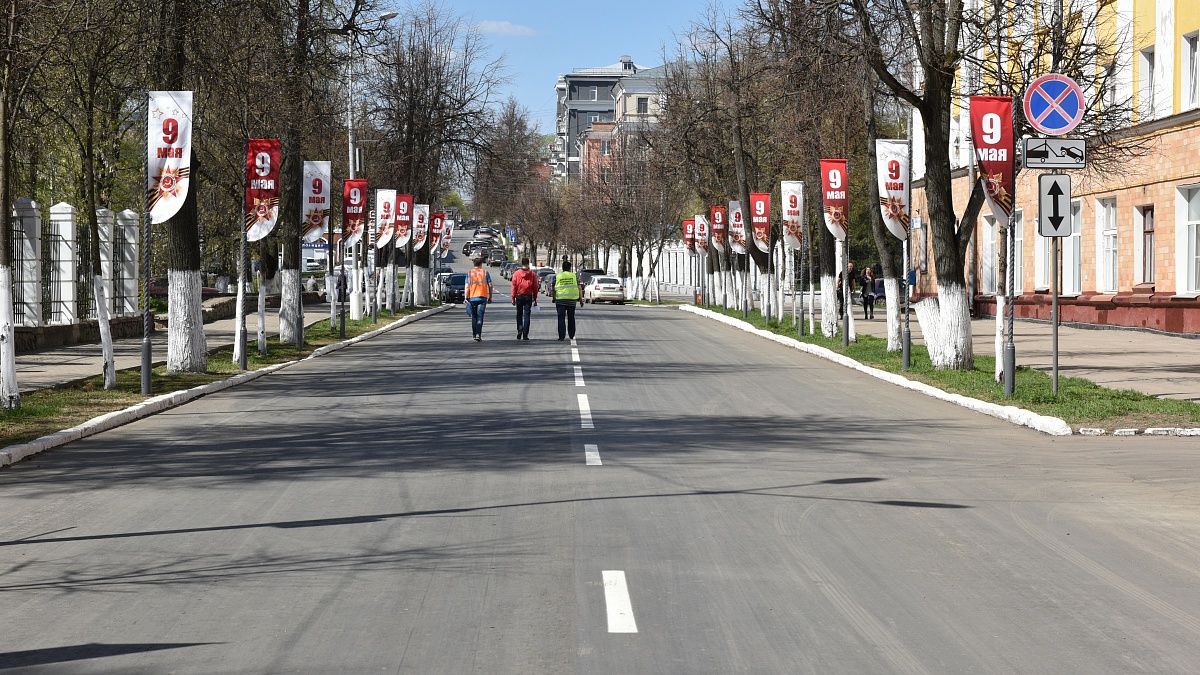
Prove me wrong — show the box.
[488,249,506,266]
[433,272,453,298]
[584,276,625,304]
[438,273,467,303]
[542,272,557,297]
[500,261,518,279]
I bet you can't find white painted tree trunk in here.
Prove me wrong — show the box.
[847,302,857,341]
[760,272,772,321]
[327,272,335,326]
[279,268,301,344]
[388,263,397,312]
[350,264,363,320]
[257,275,267,354]
[414,266,431,305]
[914,282,974,369]
[0,267,21,408]
[884,278,902,351]
[166,269,208,373]
[820,273,837,337]
[994,295,1005,381]
[92,275,116,389]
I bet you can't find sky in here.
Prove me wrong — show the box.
[427,0,729,135]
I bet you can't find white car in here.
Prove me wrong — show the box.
[584,276,625,304]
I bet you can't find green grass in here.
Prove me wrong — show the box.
[700,304,1200,429]
[0,307,428,449]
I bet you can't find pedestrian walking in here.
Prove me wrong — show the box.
[553,260,580,341]
[511,257,539,340]
[335,267,348,303]
[466,257,493,341]
[861,266,876,320]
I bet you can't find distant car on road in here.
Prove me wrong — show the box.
[584,276,625,304]
[488,249,506,266]
[438,273,467,303]
[500,261,518,279]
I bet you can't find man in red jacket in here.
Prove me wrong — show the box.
[510,257,539,340]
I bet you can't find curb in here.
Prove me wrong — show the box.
[0,305,450,468]
[679,305,1074,436]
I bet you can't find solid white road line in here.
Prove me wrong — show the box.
[585,444,602,465]
[577,394,594,429]
[571,348,580,362]
[602,571,638,633]
[574,366,585,387]
[571,338,578,346]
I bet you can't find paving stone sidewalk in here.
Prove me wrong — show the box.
[15,303,337,393]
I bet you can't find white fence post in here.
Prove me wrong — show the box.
[116,209,140,316]
[97,208,115,314]
[12,198,41,327]
[49,202,78,325]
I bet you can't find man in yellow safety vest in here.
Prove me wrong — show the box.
[553,260,580,341]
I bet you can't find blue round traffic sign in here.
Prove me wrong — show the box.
[1023,74,1084,136]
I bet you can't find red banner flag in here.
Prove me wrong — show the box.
[430,212,445,250]
[710,206,727,253]
[970,96,1015,227]
[820,159,849,241]
[749,192,771,253]
[394,194,414,248]
[245,138,281,242]
[683,218,695,252]
[342,178,367,248]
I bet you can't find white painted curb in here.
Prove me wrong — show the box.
[680,305,1074,436]
[0,305,450,467]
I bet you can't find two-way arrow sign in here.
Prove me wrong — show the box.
[1038,174,1072,237]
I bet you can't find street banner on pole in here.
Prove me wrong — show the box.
[728,201,746,254]
[375,189,396,248]
[820,159,849,240]
[412,204,429,251]
[683,218,695,253]
[394,194,414,248]
[302,161,331,243]
[695,214,709,253]
[750,192,771,253]
[875,140,911,240]
[970,96,1015,227]
[244,139,280,242]
[430,212,445,250]
[781,181,804,249]
[710,206,727,253]
[342,178,367,248]
[146,91,193,224]
[441,222,453,253]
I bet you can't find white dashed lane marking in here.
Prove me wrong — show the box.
[585,444,601,465]
[577,394,594,429]
[571,348,580,362]
[602,571,638,633]
[574,366,585,387]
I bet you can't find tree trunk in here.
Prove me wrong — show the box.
[820,223,837,337]
[0,53,19,406]
[864,77,904,351]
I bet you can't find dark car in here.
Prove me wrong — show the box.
[439,273,467,303]
[500,261,518,279]
[488,249,506,266]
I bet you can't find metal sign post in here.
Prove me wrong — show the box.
[1038,173,1072,396]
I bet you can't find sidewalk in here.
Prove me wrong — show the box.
[15,303,336,393]
[658,287,1200,403]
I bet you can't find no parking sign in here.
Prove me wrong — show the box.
[1023,74,1084,136]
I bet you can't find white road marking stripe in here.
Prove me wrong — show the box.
[571,338,577,346]
[602,571,638,633]
[571,348,580,362]
[585,444,602,465]
[577,394,593,429]
[574,366,585,387]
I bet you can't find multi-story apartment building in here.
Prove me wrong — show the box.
[910,0,1200,334]
[576,65,667,185]
[551,56,649,183]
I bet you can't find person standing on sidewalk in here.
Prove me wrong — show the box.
[466,257,493,341]
[553,260,580,341]
[511,257,538,340]
[861,266,876,320]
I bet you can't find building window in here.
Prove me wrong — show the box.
[601,139,611,156]
[1140,47,1156,119]
[1140,206,1155,284]
[600,167,611,184]
[589,86,598,101]
[982,215,997,294]
[587,113,599,126]
[1013,211,1024,293]
[1098,198,1118,293]
[1101,62,1117,110]
[1187,188,1200,292]
[1066,200,1082,294]
[637,97,648,114]
[1186,33,1199,109]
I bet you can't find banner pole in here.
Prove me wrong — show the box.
[141,93,152,396]
[238,139,248,370]
[842,238,850,347]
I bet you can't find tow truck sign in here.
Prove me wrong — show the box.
[1023,137,1086,169]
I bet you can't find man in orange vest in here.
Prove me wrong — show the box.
[466,257,493,341]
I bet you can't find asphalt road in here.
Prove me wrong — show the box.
[2,262,1200,673]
